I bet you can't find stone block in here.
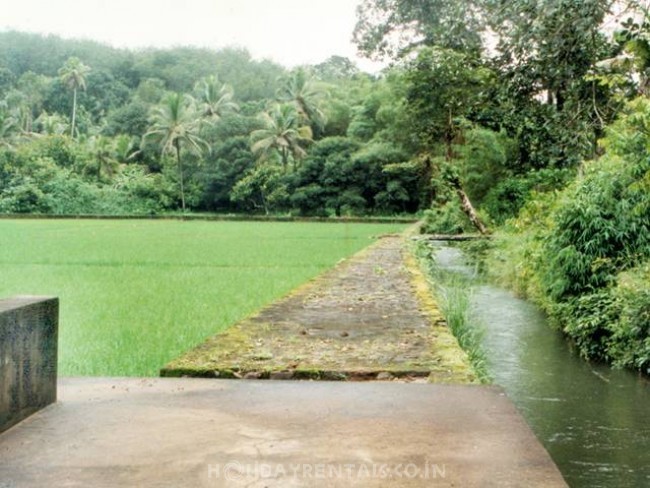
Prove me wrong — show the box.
[0,296,58,434]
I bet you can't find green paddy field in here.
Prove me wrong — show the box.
[0,219,406,376]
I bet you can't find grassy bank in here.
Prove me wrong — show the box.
[0,219,406,376]
[415,243,490,382]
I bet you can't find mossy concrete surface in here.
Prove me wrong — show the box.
[162,234,476,383]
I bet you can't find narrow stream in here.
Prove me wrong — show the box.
[432,243,650,488]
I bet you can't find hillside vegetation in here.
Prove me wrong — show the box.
[0,0,649,372]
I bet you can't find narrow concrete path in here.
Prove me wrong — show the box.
[0,378,567,487]
[162,236,475,382]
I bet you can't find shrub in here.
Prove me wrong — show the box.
[610,263,650,373]
[421,198,472,234]
[484,98,650,373]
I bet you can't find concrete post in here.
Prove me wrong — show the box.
[0,296,59,434]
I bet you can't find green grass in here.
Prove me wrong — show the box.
[0,219,406,376]
[415,242,491,383]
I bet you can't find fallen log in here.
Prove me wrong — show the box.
[412,234,492,242]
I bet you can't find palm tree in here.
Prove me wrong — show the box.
[277,68,327,135]
[5,90,32,134]
[86,136,120,182]
[250,103,312,172]
[144,93,207,212]
[195,75,239,122]
[0,101,18,149]
[58,57,90,138]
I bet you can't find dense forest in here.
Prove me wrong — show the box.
[0,31,426,216]
[0,0,648,372]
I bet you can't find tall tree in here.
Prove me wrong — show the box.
[195,75,239,122]
[58,57,91,138]
[353,0,485,60]
[614,1,650,95]
[0,101,17,148]
[277,69,327,137]
[483,0,619,167]
[144,93,207,211]
[486,0,613,111]
[404,47,493,233]
[250,103,312,171]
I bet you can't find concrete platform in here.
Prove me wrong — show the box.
[0,378,566,487]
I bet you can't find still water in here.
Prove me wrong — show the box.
[432,244,650,488]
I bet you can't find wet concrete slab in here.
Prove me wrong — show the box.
[0,378,567,487]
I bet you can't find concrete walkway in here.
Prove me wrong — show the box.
[162,236,475,382]
[0,378,567,487]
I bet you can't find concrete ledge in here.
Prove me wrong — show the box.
[0,296,58,434]
[0,378,567,487]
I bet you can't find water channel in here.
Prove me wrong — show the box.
[431,243,650,488]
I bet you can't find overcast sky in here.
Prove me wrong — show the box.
[0,0,385,72]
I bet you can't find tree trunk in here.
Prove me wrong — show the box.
[71,88,77,138]
[419,157,434,209]
[448,176,489,235]
[281,147,289,172]
[176,141,186,212]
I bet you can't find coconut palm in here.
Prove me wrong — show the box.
[277,68,327,135]
[58,57,90,138]
[4,90,32,134]
[144,93,207,212]
[86,136,120,182]
[250,103,312,172]
[0,102,17,149]
[195,75,239,122]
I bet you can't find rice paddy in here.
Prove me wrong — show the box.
[0,219,407,376]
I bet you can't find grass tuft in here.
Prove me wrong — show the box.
[416,242,491,383]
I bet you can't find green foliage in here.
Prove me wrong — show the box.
[610,263,650,371]
[0,31,434,217]
[230,165,290,214]
[483,168,575,224]
[250,103,313,171]
[196,136,255,211]
[375,160,422,212]
[58,57,91,137]
[144,92,207,211]
[291,136,362,215]
[421,199,472,234]
[277,68,328,138]
[0,176,49,213]
[104,99,150,136]
[194,75,238,122]
[543,145,650,300]
[456,127,516,206]
[354,0,484,59]
[486,98,650,373]
[404,47,493,152]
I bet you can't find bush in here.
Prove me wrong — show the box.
[421,198,472,234]
[610,263,650,373]
[542,155,649,301]
[484,98,650,373]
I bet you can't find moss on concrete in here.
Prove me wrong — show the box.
[161,231,478,383]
